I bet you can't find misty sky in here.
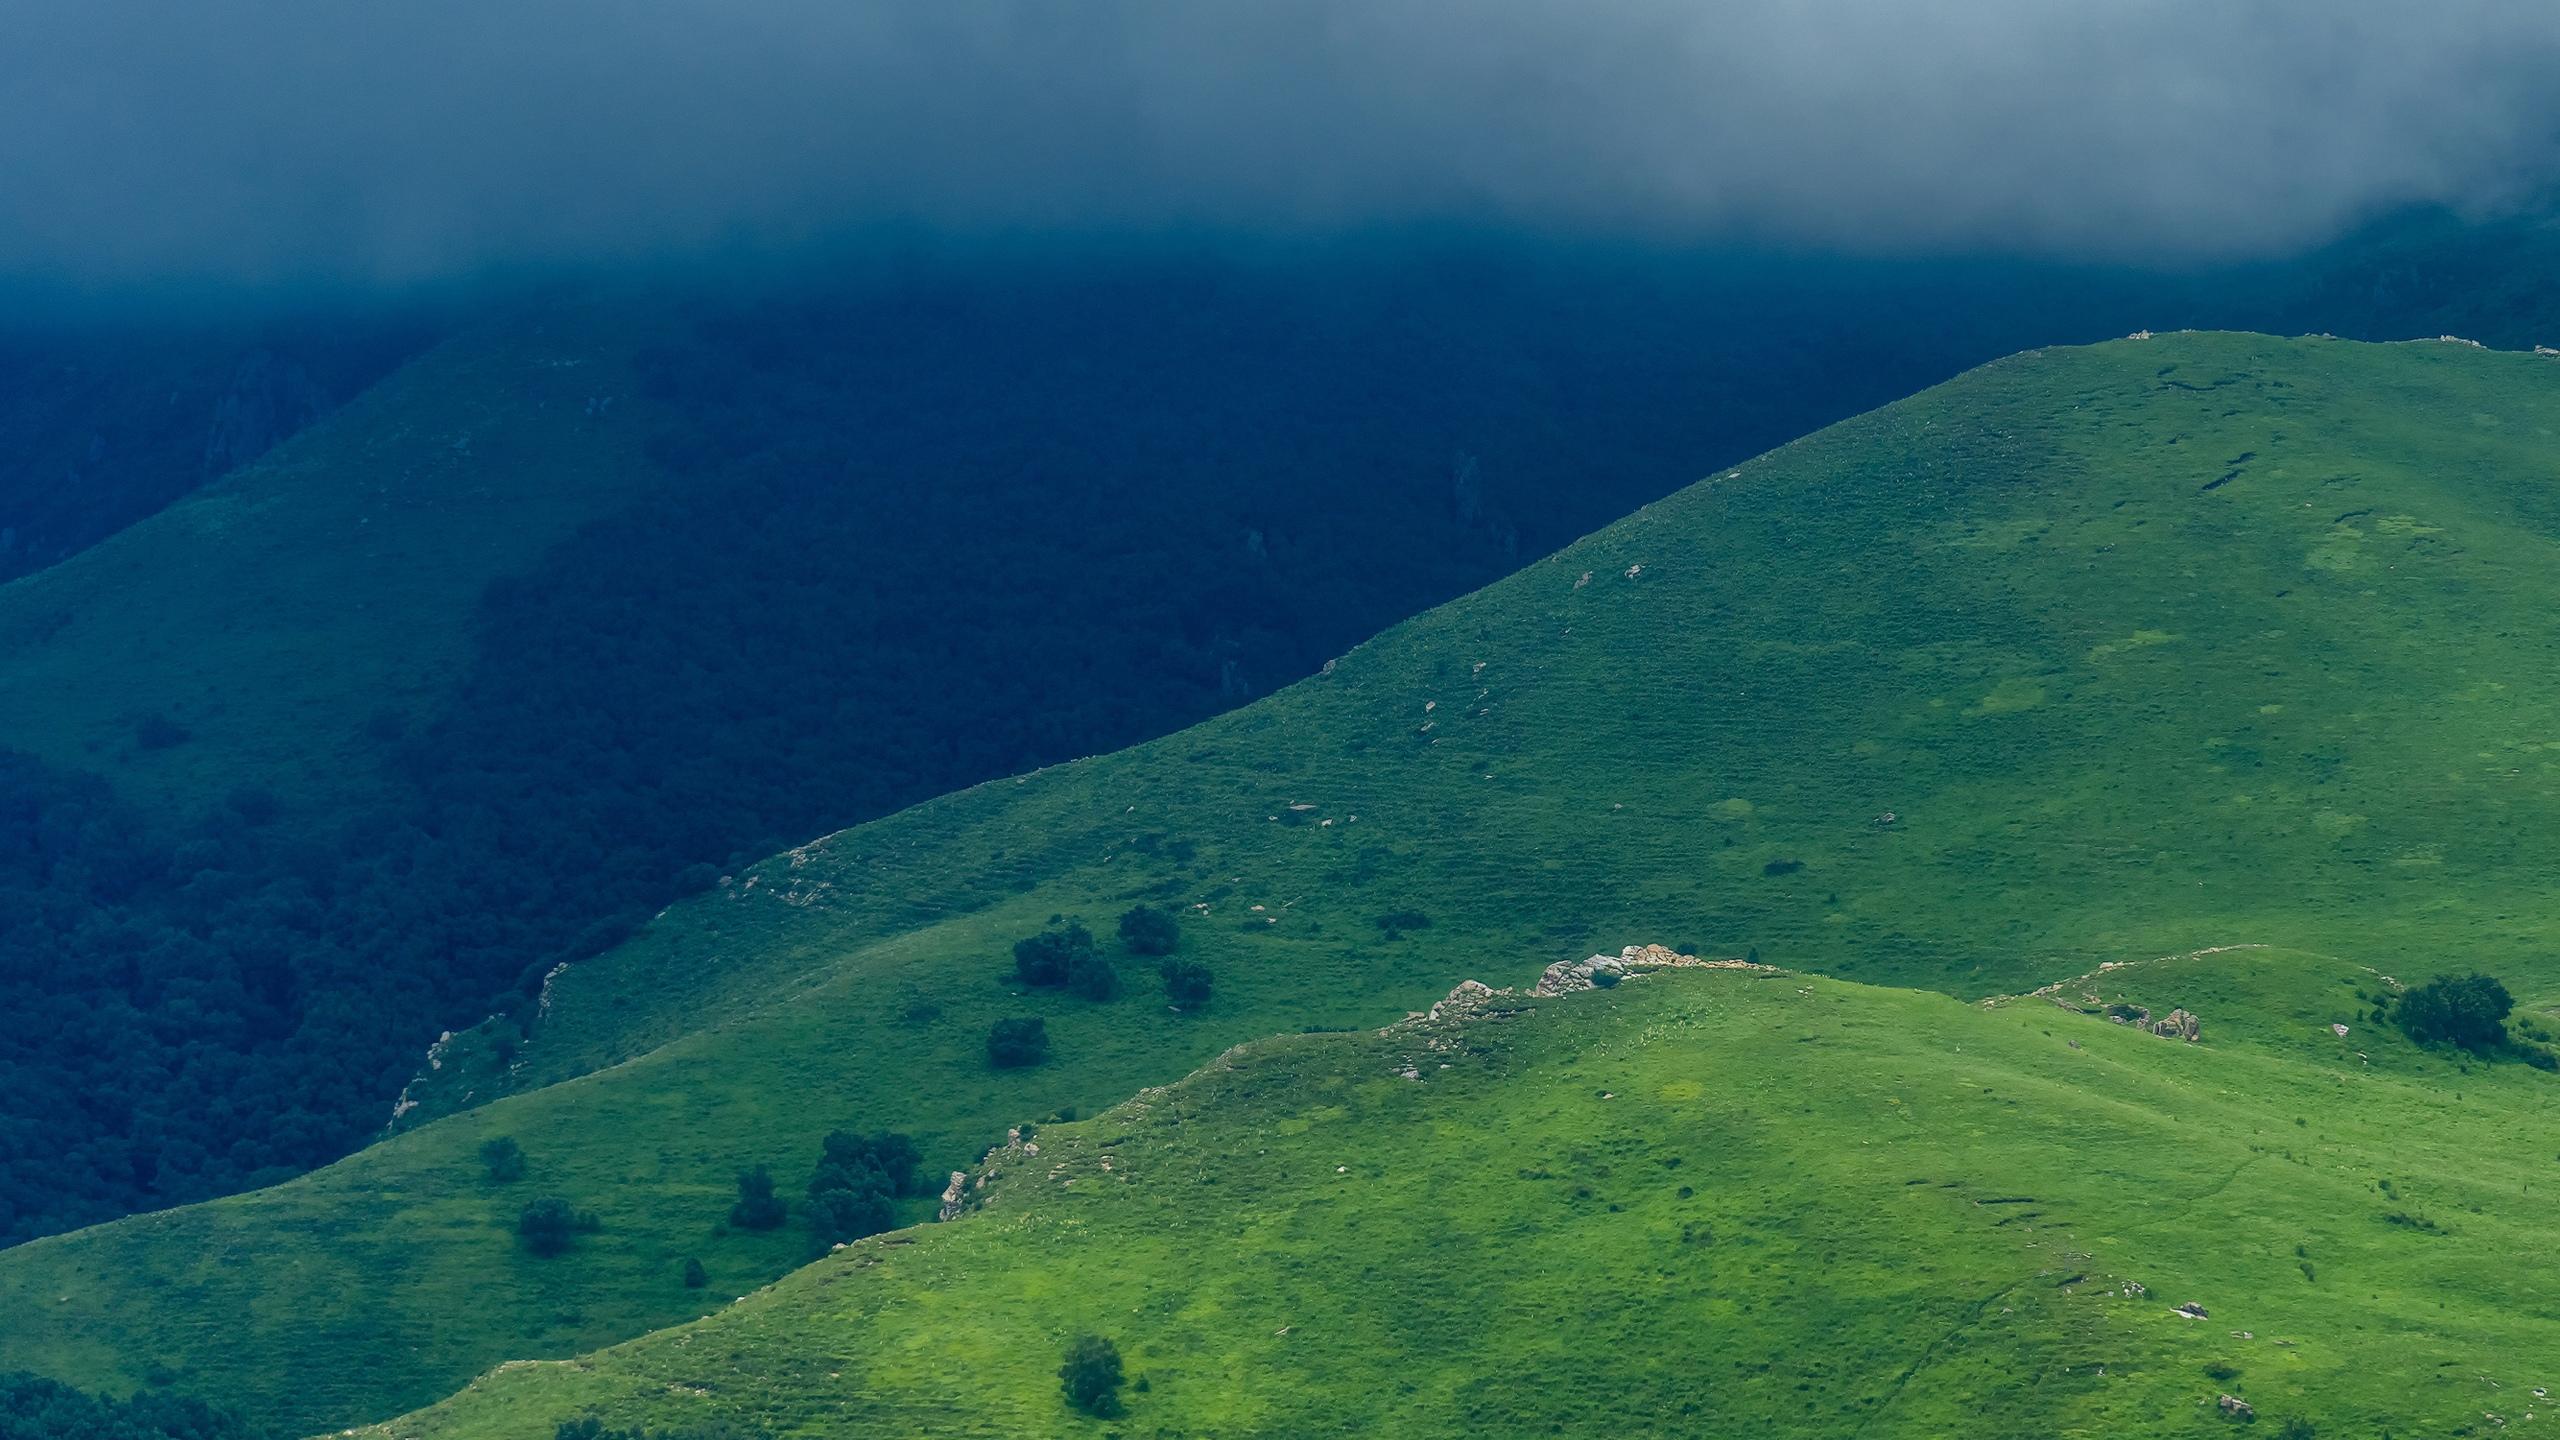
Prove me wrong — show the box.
[6,0,2560,292]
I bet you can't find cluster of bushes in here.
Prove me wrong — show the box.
[2392,973,2514,1052]
[1013,921,1119,1000]
[503,1126,923,1267]
[987,908,1209,1069]
[722,1130,921,1252]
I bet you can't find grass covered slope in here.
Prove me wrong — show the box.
[375,950,2560,1439]
[12,332,2560,1431]
[0,312,653,820]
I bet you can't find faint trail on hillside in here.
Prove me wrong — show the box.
[1855,1275,2034,1436]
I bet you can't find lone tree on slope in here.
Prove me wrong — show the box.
[1058,1333,1126,1417]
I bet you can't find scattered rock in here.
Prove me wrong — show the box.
[1423,979,1502,1023]
[2332,1023,2351,1037]
[2175,1302,2210,1319]
[2218,1393,2253,1418]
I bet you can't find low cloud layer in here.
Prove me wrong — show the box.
[7,0,2560,291]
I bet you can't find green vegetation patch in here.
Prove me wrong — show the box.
[373,954,2560,1439]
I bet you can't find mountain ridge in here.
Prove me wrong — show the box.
[6,331,2559,1432]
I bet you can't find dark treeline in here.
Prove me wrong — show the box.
[0,317,430,585]
[0,1372,257,1440]
[3,217,2556,1244]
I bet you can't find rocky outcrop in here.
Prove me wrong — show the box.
[1390,946,1772,1041]
[936,1170,968,1222]
[2217,1394,2253,1418]
[2101,1003,2202,1042]
[1533,943,1760,997]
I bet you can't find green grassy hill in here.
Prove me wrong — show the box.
[373,948,2560,1439]
[7,331,2560,1433]
[0,309,655,820]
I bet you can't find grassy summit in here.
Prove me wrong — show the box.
[7,332,2560,1432]
[374,949,2560,1439]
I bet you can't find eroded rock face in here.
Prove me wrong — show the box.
[936,1170,968,1222]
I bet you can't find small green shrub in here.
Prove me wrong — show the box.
[517,1197,599,1257]
[1066,951,1121,1002]
[807,1187,894,1249]
[1058,1333,1126,1417]
[1161,959,1214,1010]
[989,1017,1050,1069]
[1117,904,1180,956]
[1373,909,1432,937]
[729,1165,788,1230]
[479,1135,527,1182]
[682,1257,708,1289]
